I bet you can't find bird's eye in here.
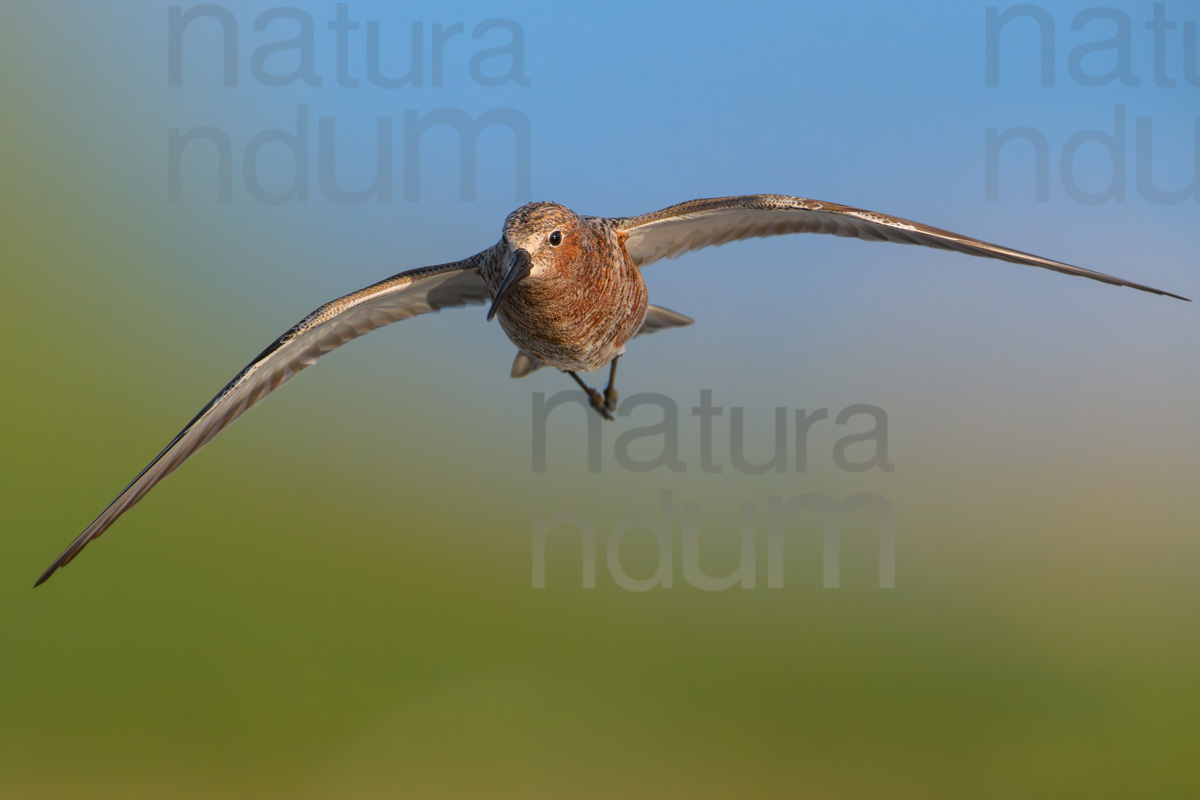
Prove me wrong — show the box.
[548,230,563,247]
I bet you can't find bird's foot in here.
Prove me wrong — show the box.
[602,386,618,417]
[566,369,616,421]
[586,387,615,421]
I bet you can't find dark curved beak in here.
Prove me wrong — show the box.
[487,249,533,321]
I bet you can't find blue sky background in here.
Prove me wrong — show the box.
[2,2,1198,797]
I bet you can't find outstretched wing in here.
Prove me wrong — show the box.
[36,254,493,586]
[617,194,1189,300]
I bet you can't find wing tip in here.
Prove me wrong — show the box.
[1136,283,1190,302]
[33,559,63,588]
[34,536,90,588]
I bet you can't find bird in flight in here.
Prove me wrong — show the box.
[34,194,1188,586]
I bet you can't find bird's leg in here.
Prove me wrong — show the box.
[602,357,619,416]
[567,371,614,421]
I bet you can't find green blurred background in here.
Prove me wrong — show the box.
[3,2,1198,797]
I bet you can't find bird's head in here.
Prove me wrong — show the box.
[488,202,585,321]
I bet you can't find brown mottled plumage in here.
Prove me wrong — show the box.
[35,194,1188,586]
[483,202,648,373]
